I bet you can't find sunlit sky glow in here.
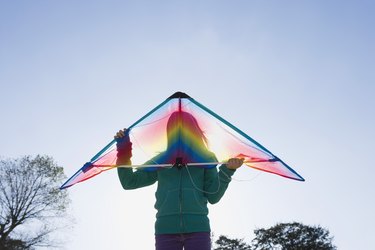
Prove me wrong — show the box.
[1,1,374,249]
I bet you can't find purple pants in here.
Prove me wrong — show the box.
[155,232,211,250]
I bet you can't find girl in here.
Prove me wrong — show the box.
[115,111,243,250]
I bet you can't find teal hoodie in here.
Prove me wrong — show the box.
[117,156,235,234]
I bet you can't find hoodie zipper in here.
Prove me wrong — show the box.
[179,167,185,232]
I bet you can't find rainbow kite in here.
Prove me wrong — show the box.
[60,92,304,189]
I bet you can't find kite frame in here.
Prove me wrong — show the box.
[60,92,304,189]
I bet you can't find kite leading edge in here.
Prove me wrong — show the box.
[60,91,304,189]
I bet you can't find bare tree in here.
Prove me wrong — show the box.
[0,155,71,249]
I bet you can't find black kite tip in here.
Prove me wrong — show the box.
[168,92,191,99]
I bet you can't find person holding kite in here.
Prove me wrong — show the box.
[60,92,304,249]
[115,111,243,250]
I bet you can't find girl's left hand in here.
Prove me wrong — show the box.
[226,158,244,170]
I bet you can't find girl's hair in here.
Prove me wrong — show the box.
[145,111,215,168]
[166,111,208,151]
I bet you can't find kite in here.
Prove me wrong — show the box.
[60,92,304,189]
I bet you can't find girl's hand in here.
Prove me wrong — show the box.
[115,129,132,160]
[226,158,244,170]
[114,128,131,146]
[114,129,126,139]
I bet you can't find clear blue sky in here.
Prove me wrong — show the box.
[1,1,374,249]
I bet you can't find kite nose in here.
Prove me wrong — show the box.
[168,91,190,99]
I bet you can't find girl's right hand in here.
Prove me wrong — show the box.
[114,129,126,139]
[115,129,132,159]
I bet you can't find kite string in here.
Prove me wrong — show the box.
[185,164,259,194]
[184,165,221,195]
[220,167,263,182]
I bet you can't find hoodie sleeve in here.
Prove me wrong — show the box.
[204,163,236,204]
[116,135,157,190]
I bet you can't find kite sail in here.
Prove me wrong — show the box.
[60,92,304,189]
